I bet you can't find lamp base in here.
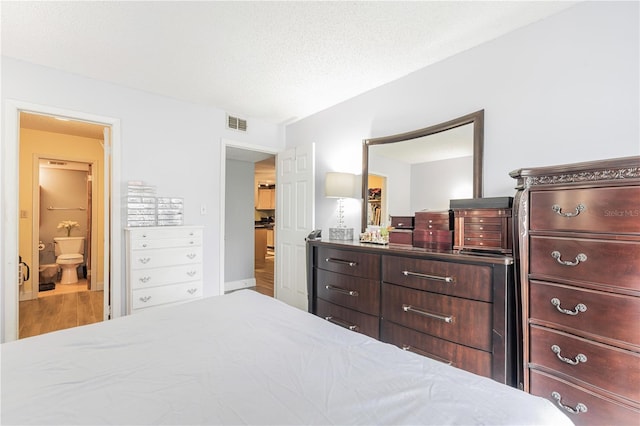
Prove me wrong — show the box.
[329,227,354,241]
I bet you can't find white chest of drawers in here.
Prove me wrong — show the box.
[125,226,204,314]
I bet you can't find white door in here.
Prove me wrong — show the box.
[275,144,314,310]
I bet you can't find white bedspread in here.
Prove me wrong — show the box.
[1,290,572,425]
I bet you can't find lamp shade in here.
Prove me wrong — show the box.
[325,172,356,198]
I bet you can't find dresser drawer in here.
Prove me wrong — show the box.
[383,256,492,302]
[130,264,203,289]
[131,281,202,311]
[381,283,492,351]
[390,216,415,229]
[129,247,203,270]
[530,236,640,292]
[529,280,640,348]
[530,186,640,234]
[389,230,413,245]
[530,325,640,402]
[316,269,380,316]
[316,247,380,279]
[127,227,203,240]
[381,320,492,378]
[414,211,452,230]
[129,236,202,249]
[530,369,640,426]
[315,298,379,339]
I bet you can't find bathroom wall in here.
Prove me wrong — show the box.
[19,128,104,300]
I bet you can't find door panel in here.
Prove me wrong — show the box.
[275,144,315,310]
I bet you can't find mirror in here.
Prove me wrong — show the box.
[362,110,484,231]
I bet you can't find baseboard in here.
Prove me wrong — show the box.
[225,278,256,294]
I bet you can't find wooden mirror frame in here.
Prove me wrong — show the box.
[361,109,484,232]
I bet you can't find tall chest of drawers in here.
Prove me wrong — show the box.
[125,226,204,314]
[307,240,517,386]
[511,156,640,425]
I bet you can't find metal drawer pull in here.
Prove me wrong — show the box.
[189,240,195,245]
[325,257,358,267]
[139,276,151,283]
[186,253,197,259]
[324,316,359,331]
[187,270,197,277]
[402,304,454,323]
[139,296,151,303]
[551,345,587,365]
[401,345,453,365]
[551,298,587,316]
[138,257,151,264]
[402,270,454,283]
[551,251,587,266]
[551,391,588,414]
[142,243,148,248]
[552,203,586,217]
[187,288,198,294]
[325,285,359,297]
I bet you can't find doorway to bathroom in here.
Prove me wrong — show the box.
[17,112,108,339]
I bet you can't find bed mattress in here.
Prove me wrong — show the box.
[1,290,572,425]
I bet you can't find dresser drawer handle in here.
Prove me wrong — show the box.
[138,257,151,264]
[551,345,587,365]
[552,203,586,217]
[325,285,359,297]
[324,315,359,331]
[139,276,151,283]
[402,304,454,323]
[187,270,197,277]
[551,298,587,316]
[325,257,358,267]
[187,288,198,294]
[551,251,587,266]
[551,391,588,414]
[141,243,148,248]
[139,296,151,303]
[401,345,453,366]
[186,253,197,260]
[402,270,454,283]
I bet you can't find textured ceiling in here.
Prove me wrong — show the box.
[2,1,577,125]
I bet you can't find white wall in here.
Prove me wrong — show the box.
[410,156,474,213]
[286,1,639,234]
[1,57,285,325]
[224,159,255,287]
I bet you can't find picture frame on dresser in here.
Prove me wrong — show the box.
[510,156,640,426]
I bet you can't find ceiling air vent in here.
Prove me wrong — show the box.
[227,114,247,132]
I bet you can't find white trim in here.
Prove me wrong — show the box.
[219,138,278,297]
[224,278,257,293]
[2,100,122,342]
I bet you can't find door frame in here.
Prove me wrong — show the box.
[219,138,278,296]
[30,155,100,301]
[2,100,122,342]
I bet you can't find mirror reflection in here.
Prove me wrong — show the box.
[362,110,484,231]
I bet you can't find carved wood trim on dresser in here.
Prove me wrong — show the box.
[510,156,640,425]
[306,239,518,386]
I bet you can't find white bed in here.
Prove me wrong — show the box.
[2,290,572,425]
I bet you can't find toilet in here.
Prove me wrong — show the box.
[54,237,85,284]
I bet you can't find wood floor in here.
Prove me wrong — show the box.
[254,252,274,297]
[19,279,103,339]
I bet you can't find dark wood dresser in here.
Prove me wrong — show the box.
[306,240,518,386]
[511,156,640,425]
